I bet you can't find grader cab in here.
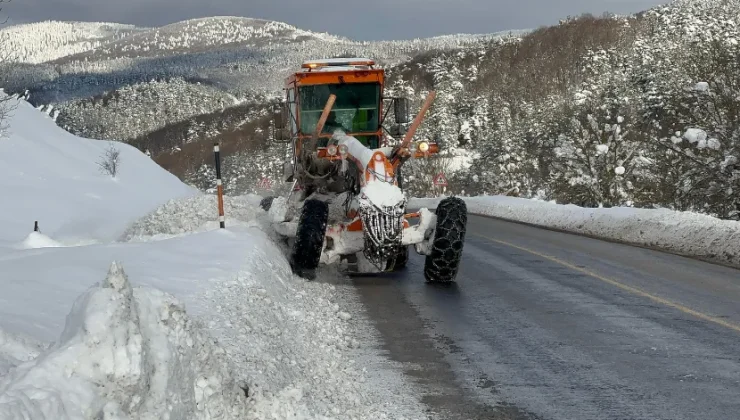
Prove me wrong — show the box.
[265,58,467,282]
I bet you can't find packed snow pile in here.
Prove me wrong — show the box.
[120,193,264,241]
[0,95,197,249]
[18,231,64,249]
[0,329,46,377]
[412,195,740,267]
[0,262,249,420]
[201,233,426,419]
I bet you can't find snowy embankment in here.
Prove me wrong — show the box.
[412,195,740,268]
[0,97,426,419]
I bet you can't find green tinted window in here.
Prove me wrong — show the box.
[299,83,380,135]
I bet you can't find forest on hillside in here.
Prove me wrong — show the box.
[381,0,740,220]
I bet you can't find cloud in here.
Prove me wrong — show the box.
[5,0,667,40]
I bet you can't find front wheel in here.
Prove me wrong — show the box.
[424,197,467,283]
[385,245,409,271]
[290,199,329,280]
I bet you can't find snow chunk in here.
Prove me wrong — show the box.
[707,138,721,150]
[695,82,710,91]
[0,261,248,420]
[721,155,738,171]
[362,180,406,208]
[683,128,707,144]
[596,144,609,155]
[615,166,626,175]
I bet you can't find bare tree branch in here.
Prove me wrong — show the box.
[97,142,122,177]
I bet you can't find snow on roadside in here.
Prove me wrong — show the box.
[0,262,249,420]
[1,195,428,419]
[0,96,429,419]
[202,234,428,420]
[0,328,46,377]
[119,193,265,241]
[411,195,740,267]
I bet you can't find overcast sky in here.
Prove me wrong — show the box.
[5,0,668,40]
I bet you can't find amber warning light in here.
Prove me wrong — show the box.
[301,58,376,70]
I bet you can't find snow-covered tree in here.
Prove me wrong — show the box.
[0,1,15,137]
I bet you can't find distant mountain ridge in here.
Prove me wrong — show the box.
[0,16,517,65]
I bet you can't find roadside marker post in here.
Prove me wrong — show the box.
[214,143,225,229]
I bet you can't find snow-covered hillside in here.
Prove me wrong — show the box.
[0,96,196,250]
[0,96,428,419]
[0,17,341,65]
[0,21,144,64]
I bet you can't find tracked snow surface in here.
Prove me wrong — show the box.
[0,96,428,419]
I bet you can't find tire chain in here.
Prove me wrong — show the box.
[423,197,467,283]
[290,199,329,280]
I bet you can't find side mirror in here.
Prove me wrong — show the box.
[272,102,286,130]
[272,126,292,143]
[282,160,294,182]
[393,97,411,124]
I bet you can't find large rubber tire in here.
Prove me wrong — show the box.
[290,199,329,280]
[260,196,275,211]
[385,245,409,271]
[424,197,467,283]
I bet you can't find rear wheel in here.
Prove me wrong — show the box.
[290,199,329,280]
[424,197,467,283]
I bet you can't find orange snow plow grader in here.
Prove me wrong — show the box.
[262,58,467,282]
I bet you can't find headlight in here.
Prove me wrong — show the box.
[417,141,430,152]
[338,144,348,156]
[327,145,338,156]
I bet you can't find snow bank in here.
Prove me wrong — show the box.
[411,195,740,267]
[1,194,427,419]
[0,328,46,377]
[119,193,264,241]
[0,96,427,419]
[0,96,197,248]
[202,229,427,419]
[18,232,63,249]
[0,262,248,420]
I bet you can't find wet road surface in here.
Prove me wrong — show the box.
[352,214,740,420]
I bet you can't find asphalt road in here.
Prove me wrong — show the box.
[351,214,740,420]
